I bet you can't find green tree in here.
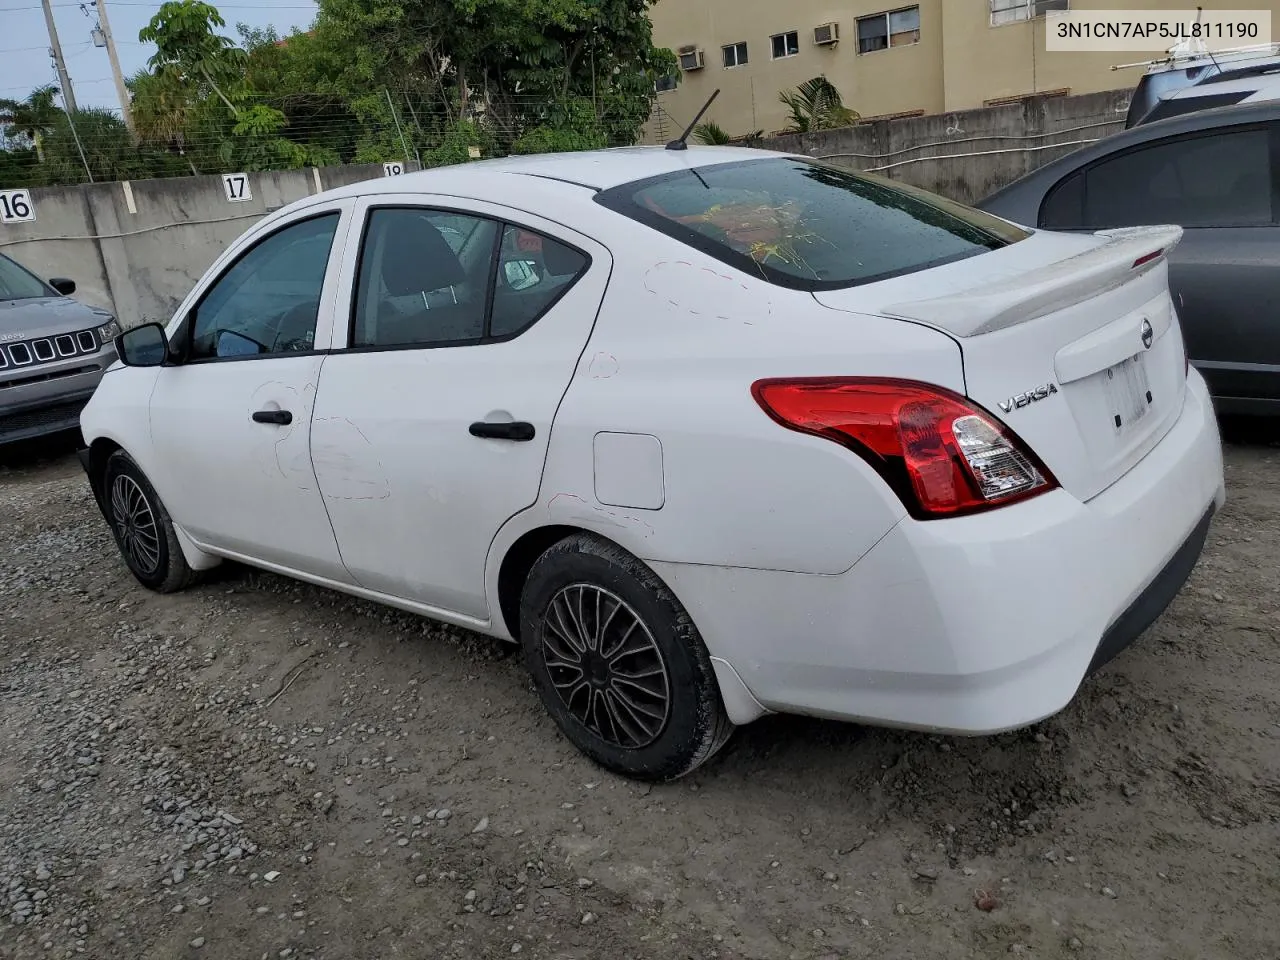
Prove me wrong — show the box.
[0,84,64,162]
[139,0,247,114]
[778,76,859,134]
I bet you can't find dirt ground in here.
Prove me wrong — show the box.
[0,423,1277,960]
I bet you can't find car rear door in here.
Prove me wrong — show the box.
[1037,120,1280,407]
[309,196,611,621]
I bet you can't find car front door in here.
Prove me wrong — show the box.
[309,197,611,620]
[148,203,357,581]
[1038,121,1280,406]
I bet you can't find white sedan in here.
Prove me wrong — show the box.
[78,147,1226,781]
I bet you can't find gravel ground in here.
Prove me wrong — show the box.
[0,424,1277,960]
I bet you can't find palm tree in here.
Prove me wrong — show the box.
[128,68,201,173]
[0,84,64,162]
[693,121,731,145]
[778,77,859,134]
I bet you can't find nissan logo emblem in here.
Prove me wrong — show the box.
[1140,319,1154,350]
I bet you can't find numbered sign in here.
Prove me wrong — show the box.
[383,162,405,177]
[0,189,36,223]
[222,173,252,203]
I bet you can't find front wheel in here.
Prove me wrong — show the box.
[101,451,198,594]
[519,533,733,781]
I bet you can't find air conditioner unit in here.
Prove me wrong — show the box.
[814,22,839,45]
[678,48,705,71]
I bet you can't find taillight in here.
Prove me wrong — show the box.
[751,377,1058,520]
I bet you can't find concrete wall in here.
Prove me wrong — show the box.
[756,89,1129,204]
[0,163,399,326]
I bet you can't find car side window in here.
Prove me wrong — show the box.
[188,214,340,361]
[352,208,498,348]
[1063,128,1274,230]
[351,208,588,348]
[491,226,588,338]
[1039,171,1084,229]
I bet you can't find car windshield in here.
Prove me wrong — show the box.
[0,253,53,303]
[596,157,1028,291]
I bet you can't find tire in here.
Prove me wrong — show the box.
[518,533,733,781]
[101,450,199,594]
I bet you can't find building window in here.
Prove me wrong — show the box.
[722,41,749,68]
[990,0,1068,26]
[856,6,920,53]
[771,31,800,59]
[655,74,677,93]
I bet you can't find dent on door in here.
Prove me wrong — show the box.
[310,417,391,501]
[246,379,317,489]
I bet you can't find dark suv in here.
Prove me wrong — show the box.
[0,252,120,445]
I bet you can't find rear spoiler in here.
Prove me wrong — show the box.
[880,224,1184,338]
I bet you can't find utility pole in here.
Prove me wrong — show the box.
[94,0,135,134]
[40,0,79,113]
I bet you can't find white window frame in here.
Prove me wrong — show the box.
[771,30,800,60]
[855,5,921,55]
[990,0,1068,27]
[722,41,749,68]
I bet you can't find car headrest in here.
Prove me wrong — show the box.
[377,214,466,296]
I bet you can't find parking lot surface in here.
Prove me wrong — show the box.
[1,428,1277,960]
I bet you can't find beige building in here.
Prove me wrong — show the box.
[645,0,1280,140]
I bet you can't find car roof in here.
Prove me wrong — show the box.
[1165,73,1280,100]
[334,145,784,196]
[258,145,791,229]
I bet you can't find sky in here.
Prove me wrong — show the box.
[0,0,319,112]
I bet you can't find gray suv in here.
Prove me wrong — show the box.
[0,252,120,445]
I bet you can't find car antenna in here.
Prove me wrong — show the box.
[666,89,721,151]
[1195,7,1225,76]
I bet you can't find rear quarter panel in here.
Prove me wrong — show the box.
[497,222,968,578]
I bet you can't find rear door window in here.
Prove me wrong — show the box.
[596,158,1029,291]
[1052,126,1276,230]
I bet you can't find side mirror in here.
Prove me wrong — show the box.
[115,322,169,367]
[49,277,76,296]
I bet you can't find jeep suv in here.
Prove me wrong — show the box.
[0,252,120,445]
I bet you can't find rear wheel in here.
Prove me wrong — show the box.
[102,451,198,593]
[519,533,733,780]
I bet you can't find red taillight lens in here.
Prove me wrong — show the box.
[751,377,1058,519]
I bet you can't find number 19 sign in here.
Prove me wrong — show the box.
[222,173,252,203]
[0,189,36,223]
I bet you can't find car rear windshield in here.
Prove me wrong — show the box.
[595,157,1029,291]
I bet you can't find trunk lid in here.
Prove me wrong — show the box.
[814,225,1189,502]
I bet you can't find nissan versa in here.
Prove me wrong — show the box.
[1,252,120,445]
[77,147,1226,781]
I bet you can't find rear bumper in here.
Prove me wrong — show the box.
[652,369,1225,732]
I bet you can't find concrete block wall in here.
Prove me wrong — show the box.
[0,163,400,326]
[756,89,1130,204]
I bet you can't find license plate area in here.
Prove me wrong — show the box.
[1105,353,1153,434]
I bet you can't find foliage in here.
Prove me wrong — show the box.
[2,0,673,185]
[778,76,859,134]
[0,85,64,162]
[139,0,247,113]
[693,121,731,145]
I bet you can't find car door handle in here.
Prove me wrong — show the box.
[252,409,293,425]
[469,420,535,441]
